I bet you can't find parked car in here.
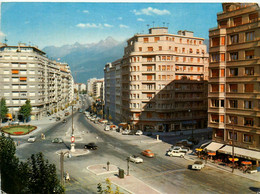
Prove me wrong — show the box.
[191,160,205,170]
[170,146,189,153]
[129,155,143,163]
[135,130,143,136]
[56,117,61,121]
[176,139,193,148]
[65,112,70,116]
[62,119,67,123]
[167,149,185,158]
[110,125,118,131]
[104,125,110,131]
[187,137,199,145]
[52,138,63,143]
[84,143,98,150]
[28,136,36,142]
[10,121,20,125]
[122,130,130,135]
[142,149,155,158]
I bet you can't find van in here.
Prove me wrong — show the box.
[104,125,110,131]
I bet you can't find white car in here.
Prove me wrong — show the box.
[170,146,189,153]
[167,150,185,158]
[135,130,143,135]
[28,136,36,142]
[104,125,110,131]
[129,155,143,163]
[192,160,205,170]
[122,130,130,135]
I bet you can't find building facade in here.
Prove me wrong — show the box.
[208,3,260,163]
[0,43,73,120]
[111,27,209,131]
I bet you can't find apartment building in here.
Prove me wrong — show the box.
[208,3,260,164]
[104,59,121,123]
[93,78,104,98]
[87,78,97,96]
[119,27,209,131]
[74,83,86,93]
[0,43,73,120]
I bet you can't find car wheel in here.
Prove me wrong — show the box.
[180,155,184,158]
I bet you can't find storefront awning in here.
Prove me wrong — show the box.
[205,142,225,152]
[218,145,260,160]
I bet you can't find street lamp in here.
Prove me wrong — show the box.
[70,104,75,152]
[126,157,130,176]
[59,150,71,186]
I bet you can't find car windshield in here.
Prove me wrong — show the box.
[29,136,35,138]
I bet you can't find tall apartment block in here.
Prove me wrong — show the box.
[104,59,121,123]
[208,3,260,164]
[0,43,74,120]
[118,27,209,131]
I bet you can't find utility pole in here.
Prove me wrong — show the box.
[232,117,235,173]
[60,150,70,186]
[126,157,130,176]
[71,104,74,136]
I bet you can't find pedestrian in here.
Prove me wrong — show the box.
[65,172,70,182]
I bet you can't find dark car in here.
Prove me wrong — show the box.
[56,117,61,121]
[84,143,98,150]
[62,119,67,123]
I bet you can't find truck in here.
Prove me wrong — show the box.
[167,149,185,158]
[191,160,205,170]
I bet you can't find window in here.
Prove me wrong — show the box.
[233,17,242,26]
[244,100,253,109]
[219,20,227,28]
[221,37,225,45]
[243,134,253,143]
[144,38,148,43]
[230,84,238,92]
[147,93,152,99]
[220,84,225,92]
[154,37,160,42]
[211,114,219,123]
[249,12,258,23]
[245,50,254,59]
[246,31,254,41]
[148,47,153,51]
[230,34,238,44]
[147,66,152,71]
[147,57,153,62]
[220,53,225,62]
[180,38,182,43]
[245,84,254,93]
[175,47,178,52]
[230,100,238,108]
[215,129,224,138]
[162,65,166,71]
[230,68,238,76]
[147,75,152,81]
[211,54,219,62]
[221,100,225,107]
[211,69,219,77]
[12,70,19,74]
[245,67,254,75]
[212,37,220,47]
[189,48,193,53]
[229,116,238,124]
[182,48,185,53]
[244,118,254,126]
[211,99,219,107]
[158,46,162,51]
[228,131,237,141]
[230,52,238,61]
[139,47,142,51]
[146,112,152,118]
[211,84,219,92]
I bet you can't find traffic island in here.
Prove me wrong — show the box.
[87,164,118,175]
[1,125,37,135]
[56,149,89,157]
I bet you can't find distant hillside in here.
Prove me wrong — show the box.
[43,37,126,83]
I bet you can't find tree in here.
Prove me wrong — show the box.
[27,152,64,194]
[19,99,32,123]
[0,98,8,124]
[109,115,112,121]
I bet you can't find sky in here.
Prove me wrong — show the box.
[0,2,222,49]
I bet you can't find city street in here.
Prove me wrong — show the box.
[12,95,259,194]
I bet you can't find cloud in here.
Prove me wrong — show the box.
[137,18,145,22]
[0,31,6,38]
[83,10,89,14]
[76,23,114,29]
[104,23,113,28]
[119,24,129,28]
[132,7,170,16]
[118,17,123,20]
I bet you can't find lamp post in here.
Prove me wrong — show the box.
[60,150,71,186]
[126,157,130,176]
[232,117,235,173]
[70,104,75,152]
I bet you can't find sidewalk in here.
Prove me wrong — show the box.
[87,164,161,193]
[184,153,260,182]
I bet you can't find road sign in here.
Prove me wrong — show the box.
[71,136,75,143]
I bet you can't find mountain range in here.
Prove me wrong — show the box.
[42,37,209,83]
[42,37,126,83]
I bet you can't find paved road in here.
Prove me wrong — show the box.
[14,95,260,194]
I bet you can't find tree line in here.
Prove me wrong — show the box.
[0,133,64,193]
